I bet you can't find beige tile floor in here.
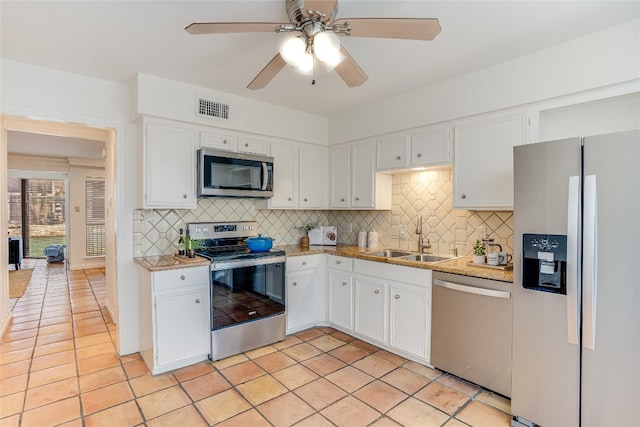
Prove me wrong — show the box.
[1,259,512,426]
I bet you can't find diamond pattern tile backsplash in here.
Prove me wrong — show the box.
[133,168,513,257]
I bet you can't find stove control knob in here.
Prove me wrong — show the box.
[242,226,247,231]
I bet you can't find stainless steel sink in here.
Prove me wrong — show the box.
[363,250,414,258]
[400,253,456,263]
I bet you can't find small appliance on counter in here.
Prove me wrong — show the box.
[308,226,338,246]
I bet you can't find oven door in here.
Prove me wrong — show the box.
[198,148,273,198]
[211,258,285,330]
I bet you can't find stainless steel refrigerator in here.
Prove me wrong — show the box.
[511,130,639,427]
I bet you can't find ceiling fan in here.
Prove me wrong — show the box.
[185,0,441,90]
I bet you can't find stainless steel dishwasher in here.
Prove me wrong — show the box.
[431,271,513,397]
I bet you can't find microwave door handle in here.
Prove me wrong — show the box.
[261,162,268,190]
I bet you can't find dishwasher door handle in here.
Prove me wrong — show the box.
[433,279,511,299]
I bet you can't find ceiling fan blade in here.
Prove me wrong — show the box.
[333,18,441,40]
[303,0,338,22]
[185,22,286,34]
[334,46,368,88]
[247,53,287,90]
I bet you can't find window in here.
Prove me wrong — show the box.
[85,179,105,257]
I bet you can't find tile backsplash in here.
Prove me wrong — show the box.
[133,168,513,257]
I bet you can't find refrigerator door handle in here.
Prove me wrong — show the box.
[567,175,580,346]
[583,175,598,350]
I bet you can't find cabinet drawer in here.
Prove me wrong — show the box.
[153,266,210,291]
[238,138,269,155]
[286,254,320,273]
[199,132,237,151]
[327,255,352,272]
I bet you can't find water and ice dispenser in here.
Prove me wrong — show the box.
[522,234,567,294]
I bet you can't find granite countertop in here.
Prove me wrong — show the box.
[134,254,211,271]
[278,244,513,283]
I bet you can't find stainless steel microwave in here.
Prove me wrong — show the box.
[198,148,274,198]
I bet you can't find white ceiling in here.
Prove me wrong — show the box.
[1,1,639,118]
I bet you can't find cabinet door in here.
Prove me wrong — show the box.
[330,145,351,208]
[411,127,451,167]
[376,136,409,170]
[328,271,353,330]
[144,122,197,208]
[351,141,375,208]
[389,283,429,360]
[199,131,237,151]
[269,142,297,208]
[355,278,386,343]
[453,112,527,210]
[299,145,325,208]
[238,138,269,155]
[286,272,318,332]
[155,287,209,366]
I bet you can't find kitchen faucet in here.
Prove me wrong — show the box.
[416,214,431,253]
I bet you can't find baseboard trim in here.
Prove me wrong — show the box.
[0,311,13,341]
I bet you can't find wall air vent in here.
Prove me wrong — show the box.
[197,97,229,120]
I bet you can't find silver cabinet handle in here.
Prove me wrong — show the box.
[223,140,228,144]
[374,290,380,294]
[293,282,298,286]
[195,299,200,303]
[395,295,400,299]
[336,260,341,264]
[302,261,307,266]
[417,153,422,158]
[183,194,188,199]
[288,197,292,201]
[340,198,345,202]
[245,143,249,147]
[461,194,467,199]
[341,282,347,286]
[180,275,185,280]
[355,197,360,201]
[304,198,308,202]
[396,156,401,160]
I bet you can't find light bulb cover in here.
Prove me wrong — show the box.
[295,53,314,75]
[279,35,306,66]
[313,31,341,63]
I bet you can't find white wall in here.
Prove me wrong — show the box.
[68,163,106,270]
[329,19,640,144]
[1,59,138,354]
[134,73,329,146]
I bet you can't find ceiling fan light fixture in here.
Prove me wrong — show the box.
[294,53,314,75]
[313,31,341,63]
[279,35,306,66]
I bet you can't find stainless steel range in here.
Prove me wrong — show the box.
[188,221,286,361]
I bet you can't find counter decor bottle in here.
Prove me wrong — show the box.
[177,228,185,257]
[358,230,367,248]
[367,230,378,249]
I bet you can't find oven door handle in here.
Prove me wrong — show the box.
[212,255,286,271]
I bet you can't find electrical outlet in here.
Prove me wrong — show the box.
[399,225,407,240]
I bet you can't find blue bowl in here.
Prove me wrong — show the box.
[245,235,274,252]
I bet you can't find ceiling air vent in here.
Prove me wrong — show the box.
[197,97,229,120]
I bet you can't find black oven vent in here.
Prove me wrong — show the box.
[197,97,229,120]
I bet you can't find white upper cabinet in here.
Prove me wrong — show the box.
[376,127,452,171]
[199,131,237,151]
[140,118,197,209]
[453,111,528,210]
[411,127,452,168]
[257,141,327,210]
[268,142,297,209]
[350,141,392,209]
[376,136,410,170]
[330,145,351,209]
[238,137,270,155]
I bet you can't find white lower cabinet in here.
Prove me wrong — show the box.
[137,265,210,375]
[389,282,430,360]
[286,255,322,333]
[352,259,432,363]
[355,277,387,344]
[328,270,353,330]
